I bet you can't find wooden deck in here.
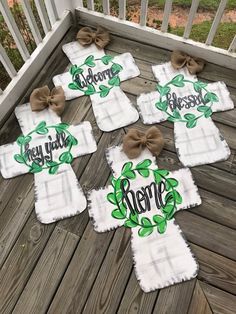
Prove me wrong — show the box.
[0,27,236,314]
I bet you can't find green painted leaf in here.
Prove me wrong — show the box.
[74,67,83,75]
[29,162,42,174]
[111,63,123,74]
[124,170,136,179]
[204,92,219,104]
[137,169,150,177]
[141,217,152,227]
[155,100,168,111]
[57,122,69,130]
[157,219,167,234]
[14,154,25,164]
[154,170,161,184]
[156,84,170,96]
[59,151,73,164]
[167,116,176,122]
[186,118,197,128]
[99,85,110,97]
[193,81,207,92]
[171,74,185,87]
[66,135,78,146]
[107,192,117,204]
[197,105,212,118]
[84,55,95,67]
[136,159,152,169]
[68,82,80,90]
[173,190,182,204]
[119,202,127,216]
[184,113,196,120]
[165,191,174,204]
[138,226,153,237]
[36,127,48,135]
[122,161,133,174]
[16,135,31,146]
[101,55,114,65]
[162,203,174,214]
[112,208,126,219]
[172,109,181,119]
[70,65,79,75]
[108,76,120,87]
[153,214,165,224]
[116,191,123,202]
[124,219,137,228]
[155,169,169,176]
[129,213,139,224]
[85,84,96,96]
[165,178,179,191]
[49,164,59,174]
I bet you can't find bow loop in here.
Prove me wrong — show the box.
[76,26,110,49]
[30,85,65,116]
[171,50,205,74]
[123,127,164,159]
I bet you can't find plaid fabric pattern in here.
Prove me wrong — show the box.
[88,146,201,292]
[137,61,234,166]
[53,42,140,131]
[0,103,97,223]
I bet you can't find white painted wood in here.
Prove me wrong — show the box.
[228,35,236,53]
[183,0,200,39]
[0,11,72,124]
[206,0,227,45]
[35,0,51,34]
[103,0,110,15]
[45,0,59,25]
[161,0,172,32]
[87,0,95,11]
[0,0,30,61]
[0,43,17,78]
[21,0,42,45]
[140,0,148,26]
[119,0,126,20]
[76,8,236,70]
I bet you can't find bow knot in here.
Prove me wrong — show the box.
[30,86,65,116]
[123,127,164,159]
[76,26,110,49]
[171,50,205,74]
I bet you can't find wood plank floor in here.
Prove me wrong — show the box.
[0,27,236,314]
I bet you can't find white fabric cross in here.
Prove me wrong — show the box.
[0,103,97,224]
[88,145,201,292]
[137,62,234,167]
[53,42,139,132]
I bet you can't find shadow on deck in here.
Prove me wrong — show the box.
[0,26,236,314]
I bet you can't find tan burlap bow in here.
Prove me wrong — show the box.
[123,127,164,159]
[76,26,110,49]
[171,50,205,74]
[30,86,65,116]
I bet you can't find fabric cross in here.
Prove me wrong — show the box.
[88,145,201,292]
[137,62,234,166]
[0,103,97,224]
[53,41,139,132]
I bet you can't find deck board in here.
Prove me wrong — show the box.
[0,28,235,314]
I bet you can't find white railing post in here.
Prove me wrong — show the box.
[0,0,30,61]
[228,35,236,53]
[103,0,110,15]
[183,0,200,39]
[21,0,42,45]
[35,0,51,34]
[0,43,17,78]
[44,0,59,26]
[140,0,148,27]
[205,0,227,45]
[87,0,95,11]
[119,0,126,20]
[161,0,173,32]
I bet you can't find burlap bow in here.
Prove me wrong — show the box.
[171,50,205,74]
[30,86,65,116]
[123,127,164,159]
[76,26,110,49]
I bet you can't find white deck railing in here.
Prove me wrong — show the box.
[0,0,235,124]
